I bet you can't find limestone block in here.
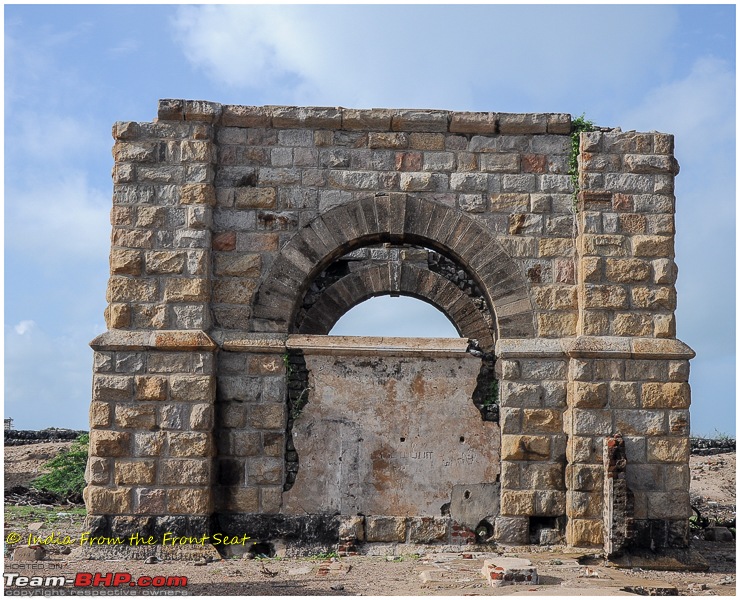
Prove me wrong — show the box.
[106,304,131,329]
[605,258,650,283]
[615,409,666,436]
[459,194,485,213]
[86,457,111,485]
[86,486,132,514]
[652,258,677,284]
[368,132,408,149]
[235,187,277,209]
[501,435,551,461]
[365,516,406,542]
[190,404,214,430]
[134,489,166,515]
[572,409,611,436]
[407,517,449,543]
[489,193,529,212]
[449,112,497,134]
[212,279,258,305]
[613,313,653,337]
[159,404,187,430]
[537,313,577,337]
[90,430,131,457]
[133,432,165,457]
[247,457,283,485]
[248,403,286,430]
[663,464,690,490]
[654,314,676,338]
[572,382,607,408]
[519,462,564,490]
[625,464,663,491]
[169,375,214,402]
[230,432,262,457]
[110,249,142,276]
[168,432,213,457]
[535,490,565,516]
[632,235,673,257]
[567,490,603,518]
[115,460,156,485]
[338,515,365,541]
[159,458,209,485]
[163,278,208,303]
[135,376,167,401]
[115,404,157,429]
[501,490,535,515]
[93,375,132,402]
[214,253,261,278]
[583,234,627,257]
[260,486,283,513]
[500,407,521,433]
[566,518,603,547]
[580,309,608,334]
[262,432,285,457]
[568,359,591,382]
[168,488,211,514]
[494,517,529,544]
[641,382,690,409]
[647,492,691,519]
[584,284,628,309]
[542,381,567,408]
[522,409,562,433]
[218,487,259,512]
[500,381,542,407]
[450,172,488,192]
[608,382,639,408]
[647,437,689,463]
[625,359,667,382]
[89,402,112,428]
[567,464,602,492]
[668,410,690,436]
[400,172,435,192]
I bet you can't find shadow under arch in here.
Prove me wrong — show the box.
[251,193,534,340]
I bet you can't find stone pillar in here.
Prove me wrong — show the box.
[86,100,220,538]
[496,339,568,544]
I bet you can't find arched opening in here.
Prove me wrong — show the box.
[329,295,460,338]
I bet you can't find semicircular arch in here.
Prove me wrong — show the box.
[251,193,534,339]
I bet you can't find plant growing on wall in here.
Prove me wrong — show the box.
[32,434,89,496]
[569,114,596,211]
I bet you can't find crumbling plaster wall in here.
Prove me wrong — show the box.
[87,100,693,551]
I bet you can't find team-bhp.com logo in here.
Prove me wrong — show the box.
[4,572,188,593]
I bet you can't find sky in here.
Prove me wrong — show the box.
[4,4,736,436]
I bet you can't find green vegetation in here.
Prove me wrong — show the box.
[483,379,499,408]
[31,433,89,496]
[569,114,596,211]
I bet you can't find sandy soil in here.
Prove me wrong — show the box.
[3,443,736,596]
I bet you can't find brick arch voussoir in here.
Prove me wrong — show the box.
[251,195,534,338]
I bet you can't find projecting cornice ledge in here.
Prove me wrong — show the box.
[496,336,695,360]
[90,330,218,351]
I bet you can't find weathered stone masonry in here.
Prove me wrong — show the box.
[87,100,694,551]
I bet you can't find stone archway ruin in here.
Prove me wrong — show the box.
[88,100,694,554]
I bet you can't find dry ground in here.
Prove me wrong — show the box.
[3,442,736,596]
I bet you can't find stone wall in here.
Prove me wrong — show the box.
[87,101,693,551]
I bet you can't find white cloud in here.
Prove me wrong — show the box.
[14,320,37,336]
[171,5,678,110]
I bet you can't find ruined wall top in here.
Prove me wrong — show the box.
[155,99,573,135]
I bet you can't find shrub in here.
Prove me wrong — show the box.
[31,434,89,496]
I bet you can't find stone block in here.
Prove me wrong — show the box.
[338,515,365,541]
[169,432,213,457]
[613,313,653,337]
[667,410,690,436]
[168,488,211,514]
[408,517,449,543]
[572,382,607,408]
[494,516,529,544]
[501,435,551,461]
[534,490,565,516]
[219,487,259,513]
[190,404,214,430]
[567,518,603,547]
[647,438,689,463]
[160,459,210,486]
[248,403,286,430]
[500,381,542,407]
[365,516,406,542]
[163,278,209,302]
[567,464,602,492]
[170,375,214,402]
[572,409,611,436]
[115,404,157,429]
[133,432,165,457]
[641,382,690,409]
[605,258,650,283]
[647,492,691,519]
[615,410,665,436]
[247,457,283,485]
[89,402,112,428]
[481,557,538,587]
[522,409,562,433]
[567,490,603,518]
[632,235,673,257]
[86,486,132,514]
[135,376,167,401]
[583,284,628,309]
[134,489,167,515]
[115,460,156,485]
[537,313,577,337]
[90,430,131,457]
[608,382,639,408]
[93,374,133,402]
[86,457,111,485]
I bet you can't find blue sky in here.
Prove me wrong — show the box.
[4,4,736,436]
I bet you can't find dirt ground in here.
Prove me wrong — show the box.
[3,442,736,596]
